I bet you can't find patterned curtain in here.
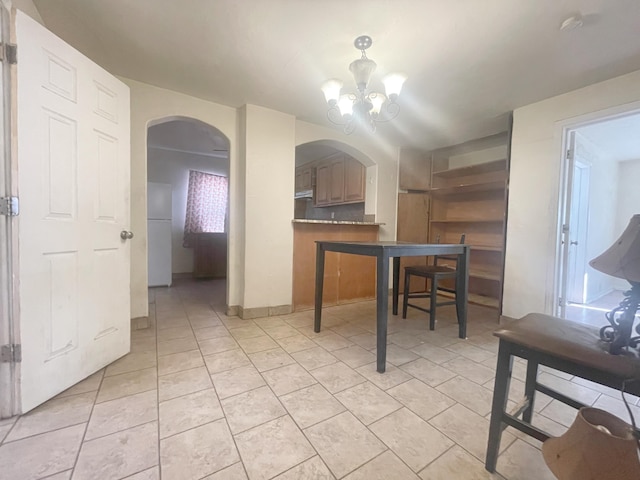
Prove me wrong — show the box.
[183,170,228,247]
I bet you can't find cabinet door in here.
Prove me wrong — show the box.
[344,157,365,202]
[397,193,430,293]
[315,163,330,205]
[295,169,304,193]
[295,165,313,192]
[329,157,345,203]
[301,166,312,190]
[399,148,431,190]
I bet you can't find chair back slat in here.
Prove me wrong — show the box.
[434,233,465,266]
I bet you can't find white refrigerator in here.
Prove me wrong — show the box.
[147,182,173,287]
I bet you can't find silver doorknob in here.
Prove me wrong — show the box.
[120,230,134,240]
[570,241,578,245]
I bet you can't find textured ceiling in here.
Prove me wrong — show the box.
[32,0,640,151]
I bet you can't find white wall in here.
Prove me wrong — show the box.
[7,0,43,24]
[241,105,295,310]
[615,158,640,290]
[147,149,228,274]
[123,78,238,319]
[504,69,640,319]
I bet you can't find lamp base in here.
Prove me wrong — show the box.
[600,282,640,355]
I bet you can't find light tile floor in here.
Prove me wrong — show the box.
[1,279,639,479]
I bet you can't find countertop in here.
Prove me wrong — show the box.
[292,219,384,226]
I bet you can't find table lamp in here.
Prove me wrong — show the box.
[588,214,640,355]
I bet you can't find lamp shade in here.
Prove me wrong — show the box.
[542,407,640,480]
[370,93,386,115]
[589,214,640,283]
[383,72,407,99]
[349,57,377,91]
[321,79,343,104]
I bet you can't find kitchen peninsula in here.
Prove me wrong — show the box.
[292,219,383,310]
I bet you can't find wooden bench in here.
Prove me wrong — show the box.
[485,312,640,472]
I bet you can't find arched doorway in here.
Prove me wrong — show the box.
[146,117,230,309]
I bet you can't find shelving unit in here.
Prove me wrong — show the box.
[429,157,508,310]
[397,133,509,313]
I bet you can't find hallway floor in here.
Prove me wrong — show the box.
[1,279,639,479]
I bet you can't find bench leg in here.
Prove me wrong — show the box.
[523,360,538,423]
[486,341,513,473]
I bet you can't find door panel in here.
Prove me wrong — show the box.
[16,11,130,412]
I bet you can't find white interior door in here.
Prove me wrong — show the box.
[566,160,590,304]
[15,11,131,413]
[557,132,577,318]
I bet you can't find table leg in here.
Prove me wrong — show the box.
[314,243,325,333]
[376,252,390,373]
[456,246,470,339]
[392,257,400,315]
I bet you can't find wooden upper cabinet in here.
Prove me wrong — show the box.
[329,156,345,203]
[344,157,365,202]
[314,162,330,205]
[399,148,431,191]
[295,165,313,193]
[313,153,365,206]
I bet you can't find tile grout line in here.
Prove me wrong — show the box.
[153,294,162,477]
[194,292,253,480]
[68,367,107,477]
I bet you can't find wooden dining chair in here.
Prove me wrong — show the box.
[402,234,466,330]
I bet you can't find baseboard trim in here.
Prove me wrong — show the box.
[233,304,294,320]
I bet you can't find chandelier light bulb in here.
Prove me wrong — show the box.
[337,94,354,117]
[370,93,387,115]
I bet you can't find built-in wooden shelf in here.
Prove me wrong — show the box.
[429,180,506,195]
[469,268,502,282]
[432,158,507,178]
[430,219,504,224]
[397,135,509,315]
[438,290,500,308]
[471,245,503,252]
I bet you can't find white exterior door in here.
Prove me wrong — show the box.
[15,11,131,412]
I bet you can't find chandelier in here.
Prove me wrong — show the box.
[321,36,406,134]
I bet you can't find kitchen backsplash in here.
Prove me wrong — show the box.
[295,199,365,221]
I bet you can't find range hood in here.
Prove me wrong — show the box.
[294,189,313,199]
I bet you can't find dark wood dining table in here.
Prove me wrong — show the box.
[314,241,471,373]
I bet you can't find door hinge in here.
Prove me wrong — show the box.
[0,196,19,216]
[0,43,17,64]
[0,344,21,363]
[566,149,572,159]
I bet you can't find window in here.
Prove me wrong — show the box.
[183,170,228,247]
